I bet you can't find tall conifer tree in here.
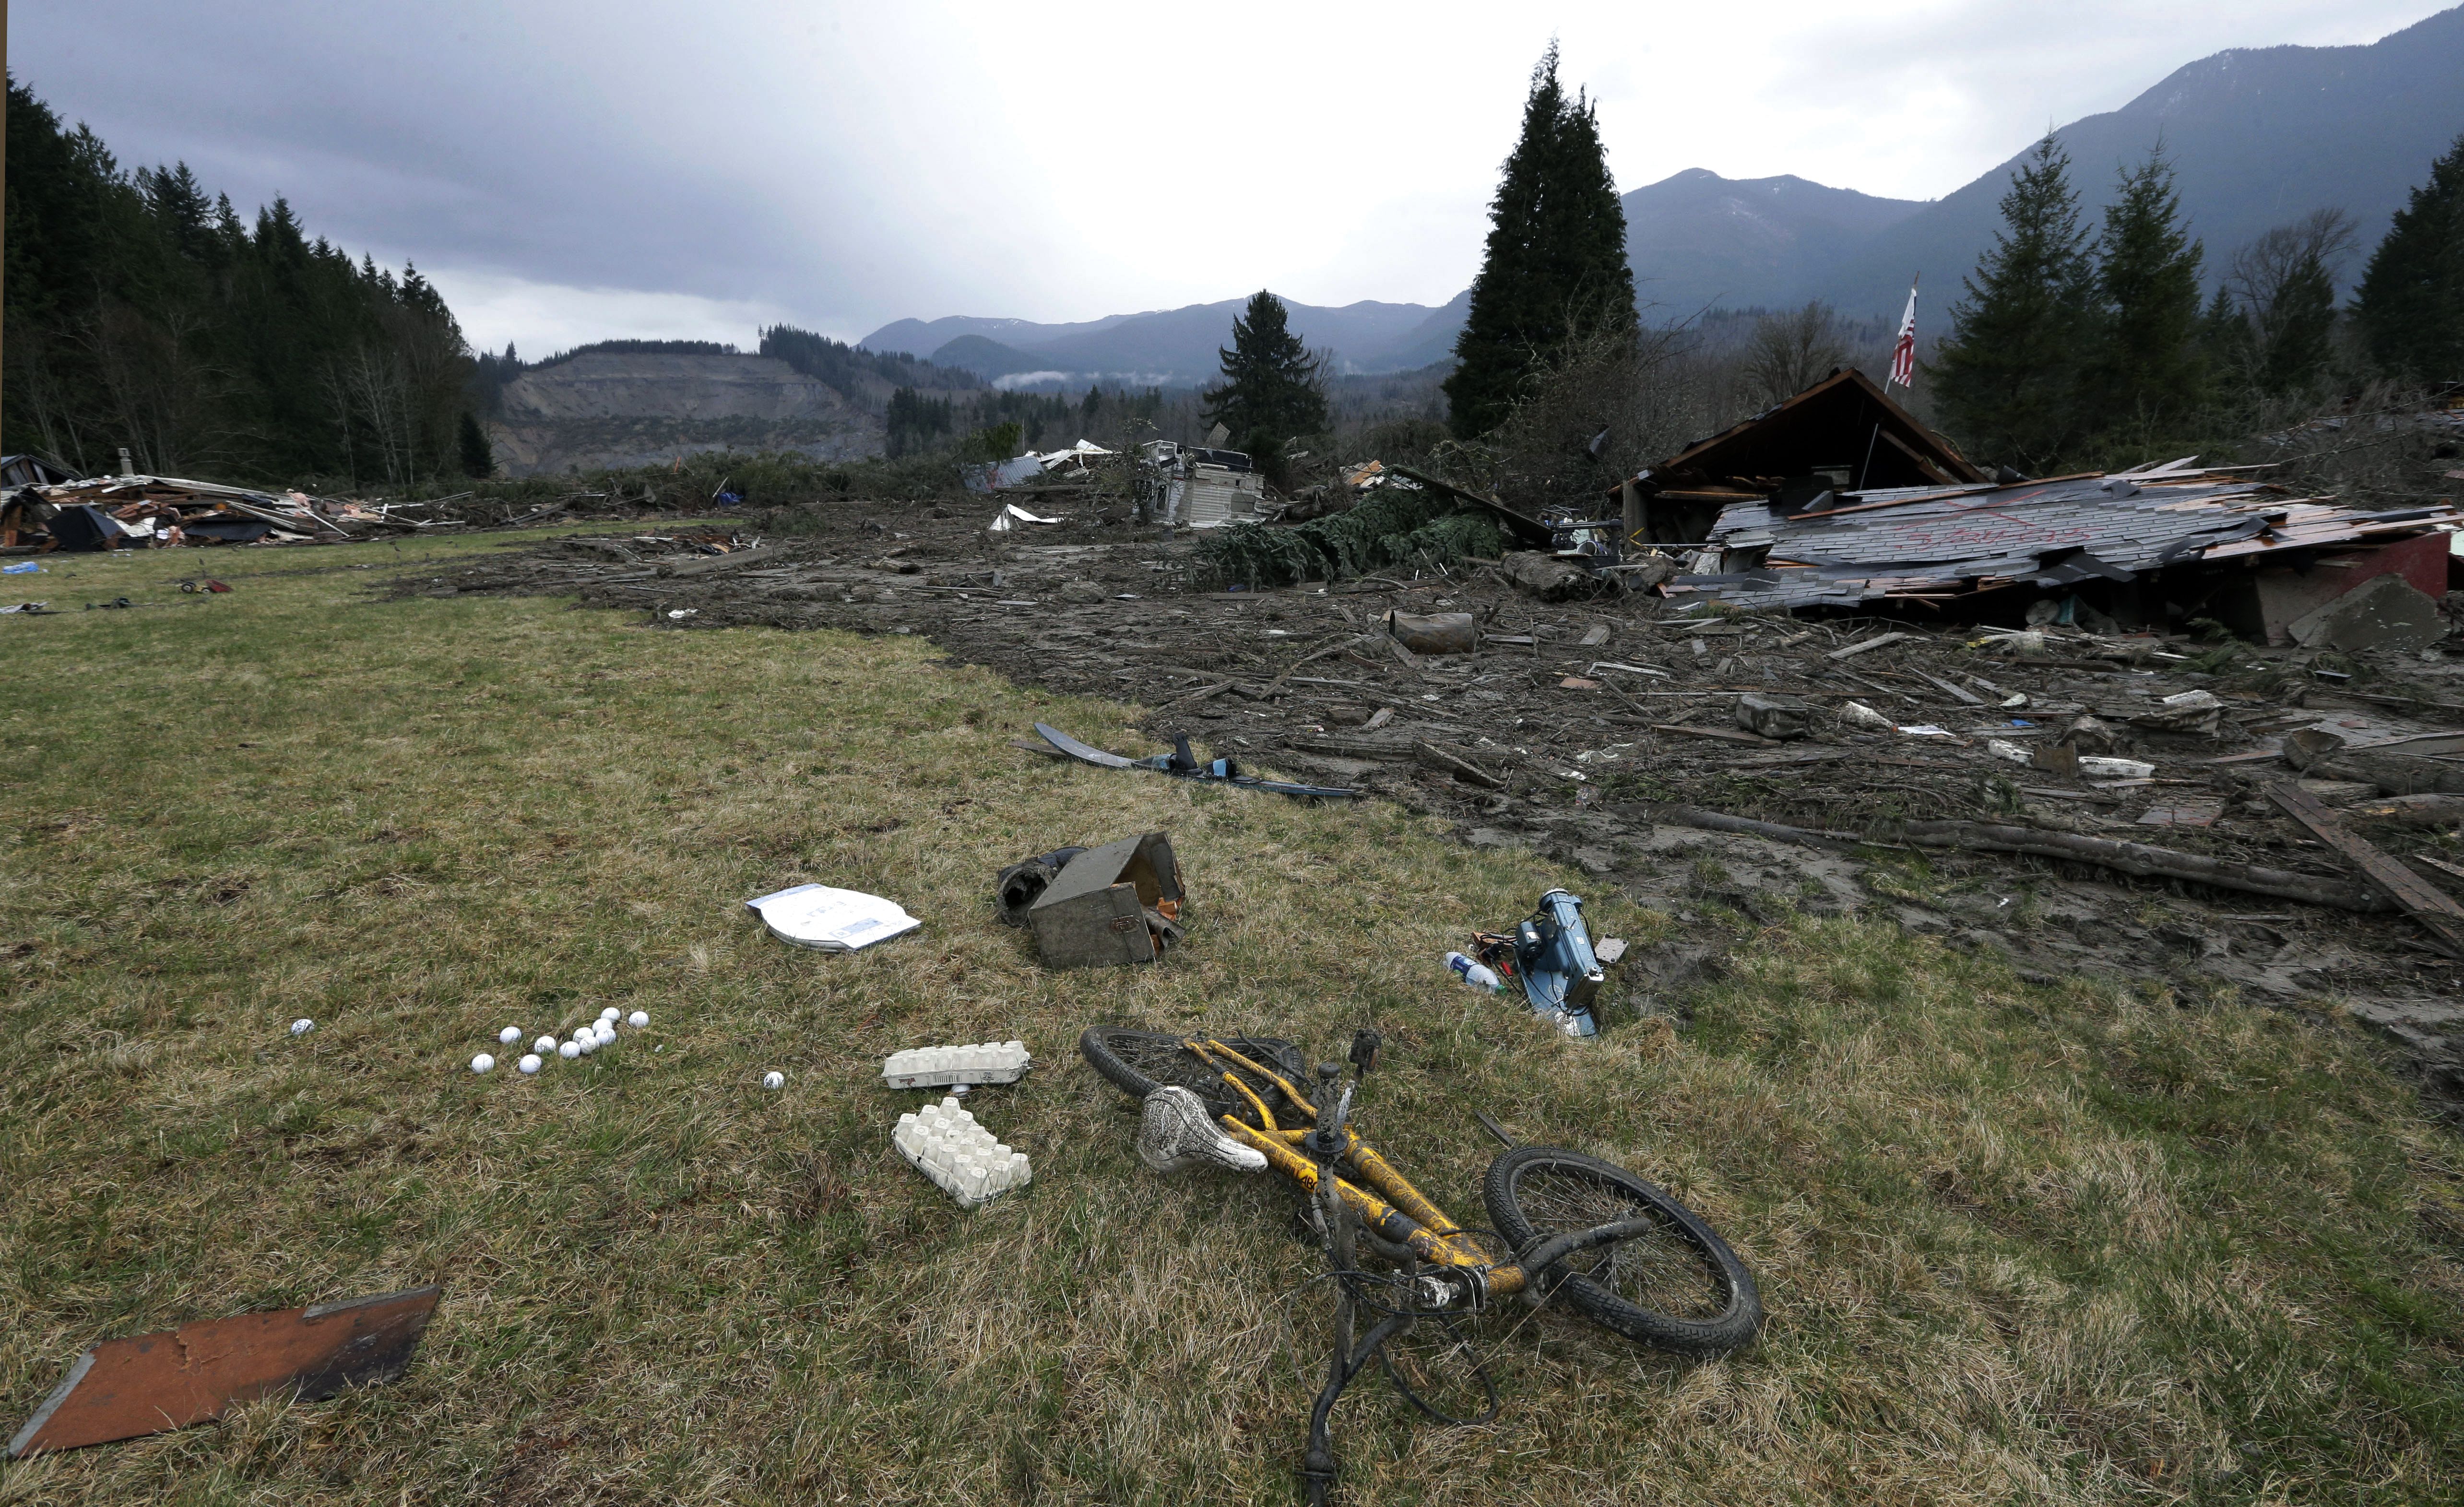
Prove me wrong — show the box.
[1201,291,1328,458]
[2355,132,2464,382]
[1929,135,2095,469]
[2086,150,2207,430]
[1444,45,1635,439]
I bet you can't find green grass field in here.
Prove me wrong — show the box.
[2,530,2460,1505]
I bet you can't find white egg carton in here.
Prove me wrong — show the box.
[894,1096,1031,1208]
[882,1039,1031,1089]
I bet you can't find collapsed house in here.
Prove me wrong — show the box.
[1602,369,2462,635]
[0,470,461,550]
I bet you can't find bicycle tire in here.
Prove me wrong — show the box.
[1079,1026,1308,1120]
[1482,1146,1762,1357]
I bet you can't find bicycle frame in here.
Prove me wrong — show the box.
[1179,1038,1533,1302]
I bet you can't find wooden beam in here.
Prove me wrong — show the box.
[2265,781,2464,958]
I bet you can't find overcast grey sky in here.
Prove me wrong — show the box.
[19,2,2453,355]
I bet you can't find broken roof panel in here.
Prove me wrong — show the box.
[1668,469,2464,611]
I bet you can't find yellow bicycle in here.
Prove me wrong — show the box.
[1080,1026,1761,1502]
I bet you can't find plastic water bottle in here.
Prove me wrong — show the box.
[1445,952,1504,993]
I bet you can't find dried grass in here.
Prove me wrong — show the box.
[0,534,2458,1504]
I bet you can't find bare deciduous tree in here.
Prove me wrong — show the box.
[2225,209,2359,320]
[1742,301,1849,409]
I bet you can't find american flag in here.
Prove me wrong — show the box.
[1888,274,1919,389]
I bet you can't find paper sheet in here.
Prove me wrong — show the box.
[744,884,920,951]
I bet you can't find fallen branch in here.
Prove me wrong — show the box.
[1415,741,1504,789]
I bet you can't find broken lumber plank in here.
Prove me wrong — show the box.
[1827,631,1913,660]
[1912,668,1985,705]
[2264,781,2464,957]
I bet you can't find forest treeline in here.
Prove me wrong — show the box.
[1929,130,2464,473]
[3,79,482,487]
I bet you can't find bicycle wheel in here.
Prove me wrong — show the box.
[1482,1146,1762,1357]
[1079,1027,1308,1119]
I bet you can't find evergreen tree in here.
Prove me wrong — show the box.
[2197,284,2251,384]
[458,412,496,476]
[2085,150,2207,430]
[2354,131,2464,382]
[2257,249,2337,395]
[1929,135,2095,470]
[1200,290,1328,458]
[1443,44,1635,439]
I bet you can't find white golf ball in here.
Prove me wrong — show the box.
[498,1026,523,1045]
[290,1019,315,1036]
[471,1053,496,1074]
[534,1035,557,1055]
[593,1029,616,1049]
[600,1007,620,1023]
[574,1033,597,1056]
[559,1040,581,1060]
[762,1071,785,1091]
[518,1054,542,1074]
[628,1010,649,1029]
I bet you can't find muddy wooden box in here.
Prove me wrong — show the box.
[1028,832,1183,969]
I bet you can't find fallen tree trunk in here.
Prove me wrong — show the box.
[1894,820,2390,912]
[1643,803,2388,912]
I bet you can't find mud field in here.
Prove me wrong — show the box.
[417,498,2464,1101]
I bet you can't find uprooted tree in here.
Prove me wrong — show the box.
[1443,44,1636,440]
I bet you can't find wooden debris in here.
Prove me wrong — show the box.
[2265,781,2464,958]
[1828,631,1913,660]
[1414,741,1503,788]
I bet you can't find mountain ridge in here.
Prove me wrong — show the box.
[855,5,2464,383]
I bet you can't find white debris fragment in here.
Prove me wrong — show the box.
[2079,756,2156,779]
[1987,738,2033,764]
[895,1096,1031,1208]
[882,1040,1032,1090]
[472,1054,496,1074]
[1840,701,1895,731]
